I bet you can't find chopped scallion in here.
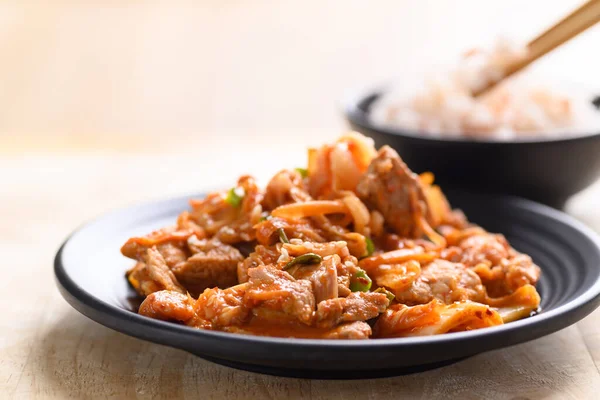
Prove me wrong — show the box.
[365,237,375,257]
[277,228,290,244]
[225,187,244,207]
[259,213,271,222]
[350,269,372,292]
[295,167,308,178]
[283,253,322,270]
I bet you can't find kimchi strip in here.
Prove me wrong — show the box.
[271,200,349,219]
[341,192,370,235]
[418,217,447,249]
[485,284,541,323]
[374,300,503,338]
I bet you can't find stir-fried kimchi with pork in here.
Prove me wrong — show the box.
[122,133,541,339]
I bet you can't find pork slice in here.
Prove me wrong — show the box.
[139,247,185,295]
[237,244,280,283]
[138,290,194,322]
[447,231,541,296]
[458,233,510,267]
[189,284,250,329]
[262,169,311,210]
[322,321,372,339]
[315,291,389,328]
[503,253,541,292]
[173,237,243,296]
[474,253,541,297]
[126,261,160,296]
[393,259,486,305]
[155,242,188,268]
[290,254,340,304]
[356,146,431,237]
[371,260,421,296]
[121,226,192,261]
[245,266,316,325]
[309,256,340,304]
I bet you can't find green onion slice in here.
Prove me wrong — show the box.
[350,269,372,292]
[259,213,271,222]
[295,167,308,178]
[374,287,395,303]
[283,253,322,270]
[225,187,244,207]
[277,228,290,244]
[365,237,375,258]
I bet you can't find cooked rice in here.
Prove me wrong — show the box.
[370,39,600,140]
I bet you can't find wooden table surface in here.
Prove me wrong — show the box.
[2,147,600,400]
[2,1,600,399]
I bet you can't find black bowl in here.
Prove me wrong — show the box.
[344,90,600,209]
[54,191,600,379]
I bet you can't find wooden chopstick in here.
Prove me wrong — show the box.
[474,0,600,97]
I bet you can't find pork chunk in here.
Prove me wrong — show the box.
[290,254,340,304]
[322,321,372,339]
[237,244,280,283]
[245,266,316,325]
[393,259,486,305]
[262,169,311,210]
[442,230,541,296]
[356,146,431,237]
[121,227,192,261]
[127,247,185,296]
[458,233,510,267]
[139,290,194,322]
[172,237,244,296]
[315,291,389,328]
[189,284,250,329]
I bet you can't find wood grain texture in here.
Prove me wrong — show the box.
[1,1,600,398]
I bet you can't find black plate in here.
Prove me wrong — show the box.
[55,191,600,379]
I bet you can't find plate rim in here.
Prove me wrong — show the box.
[54,192,600,351]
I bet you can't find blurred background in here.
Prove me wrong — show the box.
[3,2,600,394]
[1,0,599,215]
[2,0,599,149]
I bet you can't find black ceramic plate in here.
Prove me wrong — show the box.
[55,191,600,379]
